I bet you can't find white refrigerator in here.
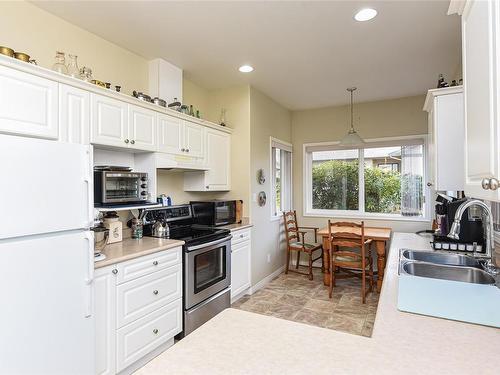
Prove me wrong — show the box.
[0,135,95,374]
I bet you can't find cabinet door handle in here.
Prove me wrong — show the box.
[181,148,185,152]
[206,185,209,190]
[426,182,433,187]
[112,269,118,275]
[240,234,244,238]
[482,178,491,190]
[153,329,159,335]
[124,139,130,144]
[153,290,159,295]
[186,149,189,153]
[489,178,499,191]
[130,140,135,145]
[153,260,159,266]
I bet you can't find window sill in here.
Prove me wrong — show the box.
[304,210,431,223]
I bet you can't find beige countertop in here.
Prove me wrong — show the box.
[136,232,500,374]
[94,237,184,269]
[219,218,253,232]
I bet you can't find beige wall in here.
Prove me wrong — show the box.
[0,1,149,94]
[249,87,292,284]
[183,78,211,119]
[292,95,429,234]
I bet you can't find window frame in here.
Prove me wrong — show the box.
[303,135,431,222]
[270,137,293,221]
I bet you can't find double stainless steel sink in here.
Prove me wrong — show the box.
[400,249,496,285]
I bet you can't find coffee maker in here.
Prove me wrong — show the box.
[432,195,485,252]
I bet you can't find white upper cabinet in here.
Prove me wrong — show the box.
[91,94,128,148]
[59,84,90,144]
[424,87,464,191]
[158,114,184,155]
[128,105,157,151]
[459,0,500,200]
[184,122,204,158]
[206,129,231,190]
[0,65,58,139]
[184,128,230,191]
[158,116,204,158]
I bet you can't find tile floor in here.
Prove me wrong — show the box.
[231,268,378,337]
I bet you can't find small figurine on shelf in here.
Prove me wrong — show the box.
[437,73,449,88]
[450,80,458,87]
[220,108,226,127]
[189,105,195,116]
[196,110,201,119]
[115,85,121,92]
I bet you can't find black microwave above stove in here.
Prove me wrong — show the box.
[190,200,237,226]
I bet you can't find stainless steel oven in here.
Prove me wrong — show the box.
[183,235,232,335]
[94,169,149,205]
[184,235,231,309]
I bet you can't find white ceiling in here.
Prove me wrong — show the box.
[32,1,461,110]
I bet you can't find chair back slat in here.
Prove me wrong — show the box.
[283,210,302,248]
[327,219,366,259]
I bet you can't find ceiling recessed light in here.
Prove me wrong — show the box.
[354,8,377,22]
[238,65,254,73]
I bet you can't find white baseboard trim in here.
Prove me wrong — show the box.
[248,265,285,295]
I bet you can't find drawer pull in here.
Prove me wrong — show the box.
[153,290,159,295]
[153,261,159,266]
[240,234,244,238]
[112,269,118,275]
[153,328,159,335]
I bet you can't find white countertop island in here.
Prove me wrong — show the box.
[136,233,500,374]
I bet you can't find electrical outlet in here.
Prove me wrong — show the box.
[267,253,271,263]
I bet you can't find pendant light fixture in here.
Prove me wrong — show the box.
[339,87,364,146]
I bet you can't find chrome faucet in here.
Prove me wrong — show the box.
[447,199,498,273]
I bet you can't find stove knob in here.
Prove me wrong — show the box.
[141,191,147,196]
[140,176,147,182]
[141,184,147,189]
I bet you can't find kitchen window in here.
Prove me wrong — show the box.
[303,136,429,221]
[271,138,292,218]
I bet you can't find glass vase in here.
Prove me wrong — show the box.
[52,51,68,75]
[67,54,80,79]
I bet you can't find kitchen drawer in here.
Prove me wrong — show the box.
[116,299,182,372]
[116,247,182,284]
[116,264,182,328]
[231,228,251,246]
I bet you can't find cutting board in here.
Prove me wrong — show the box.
[398,274,500,328]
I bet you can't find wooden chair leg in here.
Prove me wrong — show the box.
[296,251,301,269]
[285,249,290,274]
[362,268,366,304]
[329,249,335,298]
[321,247,325,273]
[308,253,313,280]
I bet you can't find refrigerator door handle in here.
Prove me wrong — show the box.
[84,232,94,318]
[84,147,94,229]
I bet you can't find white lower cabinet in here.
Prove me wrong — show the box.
[230,228,252,301]
[116,300,182,372]
[95,267,117,375]
[95,247,183,375]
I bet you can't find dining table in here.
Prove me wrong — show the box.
[317,226,392,292]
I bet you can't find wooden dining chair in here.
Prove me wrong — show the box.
[283,210,324,280]
[328,220,374,303]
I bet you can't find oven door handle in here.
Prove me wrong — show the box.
[187,235,233,251]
